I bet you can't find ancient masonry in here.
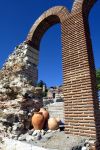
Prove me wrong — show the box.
[0,43,43,142]
[0,0,100,149]
[0,43,38,86]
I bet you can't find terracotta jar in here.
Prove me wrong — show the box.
[48,118,59,130]
[31,112,44,130]
[56,117,61,124]
[39,108,49,121]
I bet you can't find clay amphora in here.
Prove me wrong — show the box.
[48,118,59,130]
[56,117,61,124]
[39,108,49,121]
[32,112,44,130]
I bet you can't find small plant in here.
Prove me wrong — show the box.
[96,69,100,90]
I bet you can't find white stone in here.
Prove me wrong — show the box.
[81,146,87,150]
[13,125,18,131]
[88,140,95,144]
[0,88,7,93]
[32,130,41,136]
[0,85,3,89]
[26,135,34,142]
[41,130,46,136]
[2,138,52,150]
[3,109,8,113]
[27,45,39,55]
[24,56,38,65]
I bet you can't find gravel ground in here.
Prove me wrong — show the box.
[1,131,89,150]
[30,131,88,150]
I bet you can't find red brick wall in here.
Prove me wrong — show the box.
[62,10,100,147]
[26,1,100,148]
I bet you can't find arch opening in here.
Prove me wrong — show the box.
[89,1,100,101]
[26,6,70,50]
[31,15,60,50]
[38,23,62,87]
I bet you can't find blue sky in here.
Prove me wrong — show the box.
[0,0,100,87]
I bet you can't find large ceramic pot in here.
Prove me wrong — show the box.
[39,108,49,129]
[56,117,61,124]
[39,108,49,122]
[31,112,44,130]
[48,118,59,130]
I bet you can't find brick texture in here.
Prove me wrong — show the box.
[26,1,100,149]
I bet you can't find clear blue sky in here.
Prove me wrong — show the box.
[0,0,100,87]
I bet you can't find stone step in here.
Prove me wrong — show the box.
[47,106,64,109]
[49,110,64,113]
[46,102,64,106]
[49,114,64,116]
[47,107,64,110]
[47,105,64,107]
[49,113,64,117]
[46,102,64,121]
[47,103,64,106]
[48,110,64,112]
[49,112,64,115]
[48,106,64,108]
[49,113,64,116]
[48,110,64,113]
[49,116,64,119]
[49,112,64,114]
[48,109,64,113]
[49,115,64,117]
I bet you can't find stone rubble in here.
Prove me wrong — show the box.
[1,138,55,150]
[0,129,94,150]
[0,42,43,144]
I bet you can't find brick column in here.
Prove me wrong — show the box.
[61,9,100,148]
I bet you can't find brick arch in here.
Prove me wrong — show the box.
[24,2,100,148]
[72,0,97,14]
[26,6,69,49]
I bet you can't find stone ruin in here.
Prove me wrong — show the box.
[0,42,43,140]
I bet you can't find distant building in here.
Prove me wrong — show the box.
[47,86,64,99]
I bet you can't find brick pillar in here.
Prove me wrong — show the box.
[61,9,100,148]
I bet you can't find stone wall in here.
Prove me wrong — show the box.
[0,43,43,141]
[0,42,38,87]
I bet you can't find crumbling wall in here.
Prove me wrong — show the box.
[0,42,42,140]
